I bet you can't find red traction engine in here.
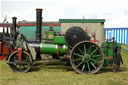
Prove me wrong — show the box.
[0,18,18,60]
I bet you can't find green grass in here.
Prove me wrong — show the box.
[122,45,128,50]
[0,49,128,85]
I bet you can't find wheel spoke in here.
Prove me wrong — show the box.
[90,48,99,56]
[20,64,22,70]
[90,59,100,64]
[84,44,86,54]
[87,62,90,72]
[73,58,82,62]
[91,54,101,58]
[88,45,92,54]
[14,56,18,61]
[90,62,96,69]
[74,53,83,57]
[18,64,20,69]
[76,62,83,68]
[25,57,30,62]
[23,65,25,69]
[15,64,18,68]
[78,48,84,54]
[82,64,85,71]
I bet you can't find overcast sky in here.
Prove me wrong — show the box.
[0,0,128,27]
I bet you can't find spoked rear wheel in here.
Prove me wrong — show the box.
[70,41,104,74]
[8,51,32,72]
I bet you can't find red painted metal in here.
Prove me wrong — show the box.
[105,56,113,60]
[43,24,61,26]
[18,48,22,61]
[18,24,61,26]
[10,47,15,53]
[0,41,15,60]
[0,25,20,28]
[0,24,12,27]
[91,40,99,43]
[0,24,61,27]
[18,24,36,26]
[84,28,99,43]
[91,33,99,43]
[0,23,60,29]
[85,27,87,32]
[0,45,9,60]
[0,42,1,53]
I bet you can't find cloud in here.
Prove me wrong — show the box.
[1,0,128,28]
[95,8,128,27]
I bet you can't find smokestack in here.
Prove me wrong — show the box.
[12,17,17,36]
[7,27,9,34]
[7,22,9,34]
[36,9,42,43]
[3,27,5,33]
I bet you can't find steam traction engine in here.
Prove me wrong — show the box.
[7,9,123,74]
[0,18,17,60]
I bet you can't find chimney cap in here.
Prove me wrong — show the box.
[12,16,17,19]
[36,8,43,11]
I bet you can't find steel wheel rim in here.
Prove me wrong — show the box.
[70,41,104,74]
[8,51,32,72]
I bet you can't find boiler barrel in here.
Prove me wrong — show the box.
[40,43,68,55]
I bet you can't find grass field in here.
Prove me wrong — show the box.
[0,48,128,85]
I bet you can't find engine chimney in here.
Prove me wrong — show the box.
[12,17,17,36]
[36,9,42,43]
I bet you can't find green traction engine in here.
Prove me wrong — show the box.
[7,9,123,74]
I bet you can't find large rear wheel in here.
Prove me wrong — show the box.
[70,41,104,74]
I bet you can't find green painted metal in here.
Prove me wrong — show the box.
[54,36,66,44]
[40,43,68,55]
[58,45,68,55]
[46,31,54,40]
[19,26,61,40]
[40,43,57,54]
[59,19,105,23]
[102,42,121,66]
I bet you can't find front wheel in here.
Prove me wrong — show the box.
[70,41,104,74]
[7,51,32,72]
